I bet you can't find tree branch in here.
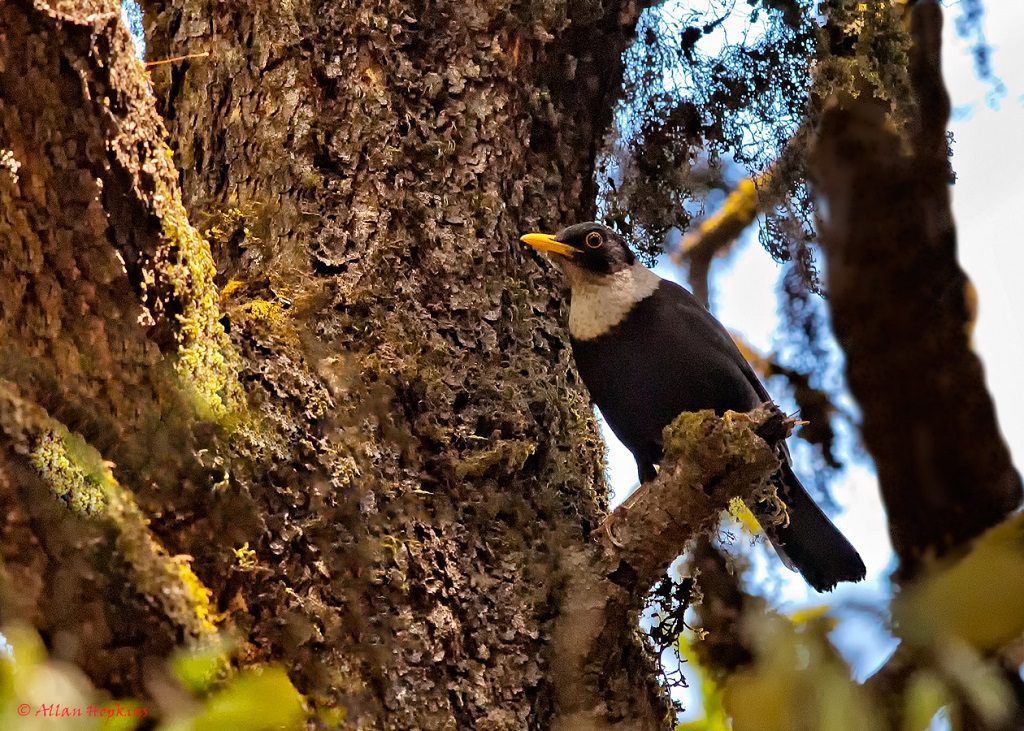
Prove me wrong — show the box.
[687,534,762,679]
[671,123,812,307]
[0,379,219,637]
[549,405,793,730]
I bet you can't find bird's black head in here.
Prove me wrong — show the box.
[520,222,636,274]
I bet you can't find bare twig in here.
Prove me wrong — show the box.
[145,50,211,67]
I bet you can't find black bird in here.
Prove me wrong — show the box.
[521,222,866,592]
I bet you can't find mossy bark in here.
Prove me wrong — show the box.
[1,0,228,697]
[1,0,687,727]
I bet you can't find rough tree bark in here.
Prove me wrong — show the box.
[3,0,771,728]
[137,0,665,725]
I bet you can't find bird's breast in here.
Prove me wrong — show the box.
[567,264,661,341]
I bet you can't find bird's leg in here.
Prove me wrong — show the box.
[599,461,659,545]
[637,461,658,484]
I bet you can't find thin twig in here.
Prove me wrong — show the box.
[145,51,210,68]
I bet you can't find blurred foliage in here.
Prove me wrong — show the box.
[676,636,730,731]
[0,624,144,731]
[161,667,306,731]
[0,625,308,731]
[723,611,878,731]
[161,639,308,730]
[896,511,1024,653]
[171,641,232,695]
[671,509,1024,729]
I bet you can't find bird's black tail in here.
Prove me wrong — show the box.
[757,460,866,592]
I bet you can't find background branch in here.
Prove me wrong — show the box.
[809,0,1021,578]
[671,123,812,308]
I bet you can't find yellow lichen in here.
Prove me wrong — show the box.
[728,496,762,536]
[30,430,110,516]
[220,279,245,301]
[175,555,219,636]
[299,169,323,190]
[224,296,302,351]
[673,176,763,266]
[107,487,221,640]
[202,202,264,251]
[233,543,259,571]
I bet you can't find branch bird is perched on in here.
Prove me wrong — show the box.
[521,222,866,592]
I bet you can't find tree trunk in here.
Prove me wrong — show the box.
[2,0,695,727]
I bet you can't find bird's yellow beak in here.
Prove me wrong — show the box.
[519,232,577,257]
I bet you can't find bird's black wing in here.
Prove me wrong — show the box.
[571,277,776,480]
[656,279,773,407]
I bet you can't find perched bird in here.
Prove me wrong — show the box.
[521,222,866,592]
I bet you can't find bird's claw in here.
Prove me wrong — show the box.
[598,507,629,548]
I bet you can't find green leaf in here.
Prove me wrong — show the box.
[171,643,229,695]
[188,668,304,731]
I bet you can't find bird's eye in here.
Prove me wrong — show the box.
[585,231,602,249]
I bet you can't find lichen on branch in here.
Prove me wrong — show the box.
[152,174,244,421]
[599,405,789,584]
